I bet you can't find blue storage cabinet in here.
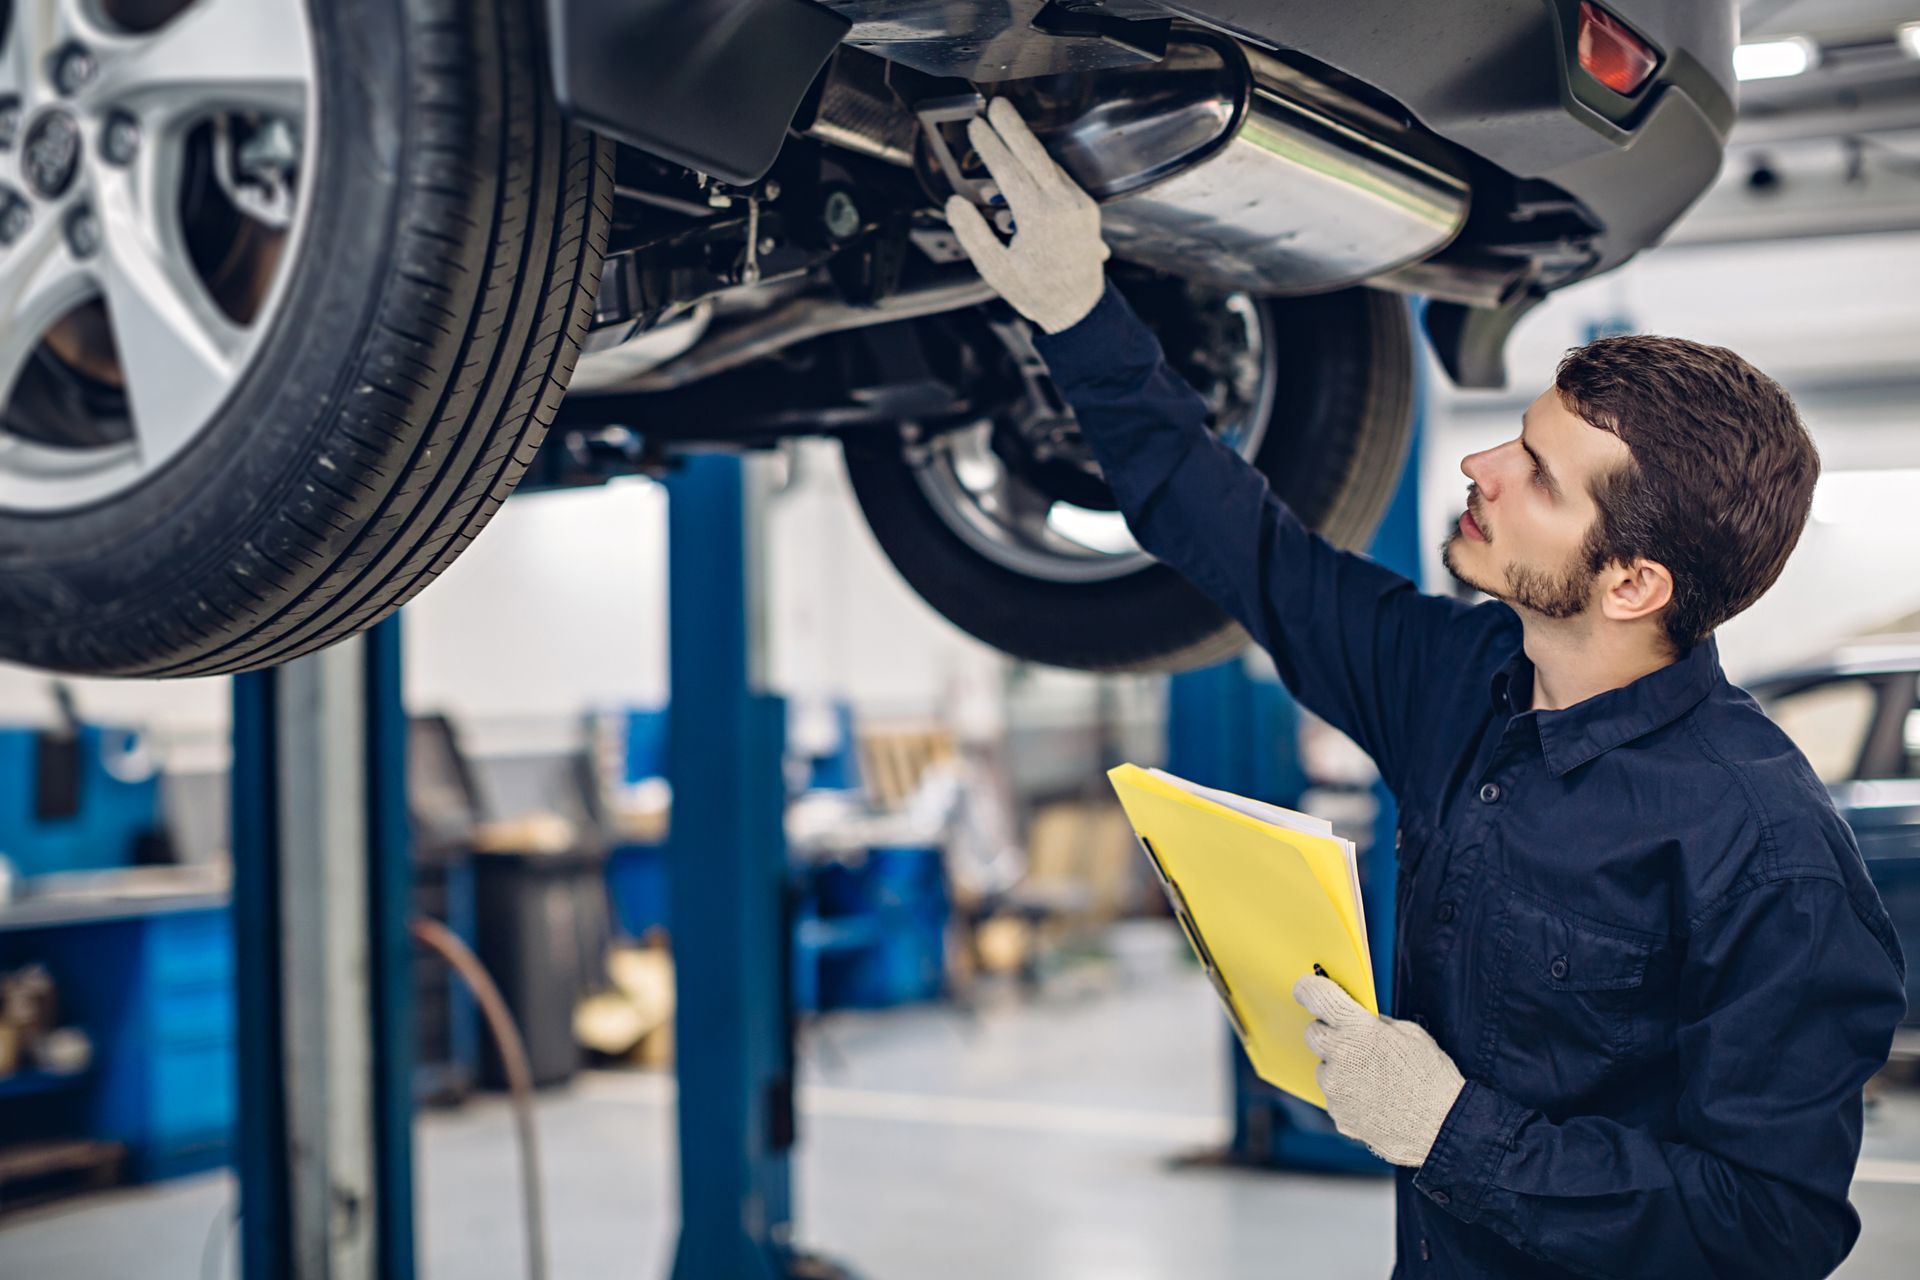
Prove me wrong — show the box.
[601,706,673,940]
[0,902,235,1182]
[607,841,670,939]
[793,845,949,1012]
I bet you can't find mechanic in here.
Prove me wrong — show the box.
[945,99,1907,1279]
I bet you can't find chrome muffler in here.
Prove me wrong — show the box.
[997,30,1471,296]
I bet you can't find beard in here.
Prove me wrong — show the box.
[1441,523,1597,621]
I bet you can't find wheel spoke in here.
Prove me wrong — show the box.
[1,0,62,96]
[0,212,94,412]
[83,0,312,121]
[93,162,246,466]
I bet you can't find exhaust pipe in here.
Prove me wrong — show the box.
[999,31,1471,296]
[617,275,997,393]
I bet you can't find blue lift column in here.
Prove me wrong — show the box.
[665,454,844,1280]
[231,617,416,1280]
[1170,351,1425,1175]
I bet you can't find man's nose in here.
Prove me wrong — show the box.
[1460,446,1496,498]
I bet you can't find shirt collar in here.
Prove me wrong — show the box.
[1488,634,1723,778]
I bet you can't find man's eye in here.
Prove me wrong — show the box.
[1530,461,1547,487]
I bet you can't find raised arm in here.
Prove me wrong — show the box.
[1036,280,1491,791]
[947,99,1501,791]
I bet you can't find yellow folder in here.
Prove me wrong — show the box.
[1107,763,1377,1110]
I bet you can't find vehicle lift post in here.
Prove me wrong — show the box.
[232,618,416,1279]
[227,450,846,1280]
[665,451,848,1279]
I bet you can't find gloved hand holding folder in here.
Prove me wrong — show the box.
[1106,763,1377,1110]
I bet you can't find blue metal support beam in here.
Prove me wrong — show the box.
[665,454,818,1280]
[232,617,415,1280]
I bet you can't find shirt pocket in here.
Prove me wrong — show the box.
[1481,886,1667,1107]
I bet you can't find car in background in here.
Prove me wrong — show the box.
[1753,642,1920,1042]
[0,0,1737,677]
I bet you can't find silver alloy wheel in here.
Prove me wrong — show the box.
[0,0,316,512]
[909,291,1277,585]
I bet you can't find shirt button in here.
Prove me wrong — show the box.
[1435,902,1455,924]
[1478,782,1501,803]
[1431,1190,1451,1207]
[1420,1238,1431,1261]
[1550,955,1569,980]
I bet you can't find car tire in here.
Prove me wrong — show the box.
[0,0,612,676]
[842,284,1415,673]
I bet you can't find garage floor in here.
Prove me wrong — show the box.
[4,922,1917,1279]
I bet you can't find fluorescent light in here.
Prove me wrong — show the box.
[1899,22,1920,61]
[1734,37,1818,81]
[1810,469,1920,526]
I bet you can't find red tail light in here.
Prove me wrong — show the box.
[1578,1,1660,95]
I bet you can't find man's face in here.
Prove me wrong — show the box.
[1442,387,1633,619]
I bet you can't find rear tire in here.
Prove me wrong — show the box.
[843,283,1415,673]
[0,0,612,676]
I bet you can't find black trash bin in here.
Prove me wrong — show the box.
[470,847,611,1089]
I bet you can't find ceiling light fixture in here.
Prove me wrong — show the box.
[1734,37,1819,81]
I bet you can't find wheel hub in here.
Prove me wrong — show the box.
[908,285,1279,585]
[22,108,81,199]
[0,0,318,513]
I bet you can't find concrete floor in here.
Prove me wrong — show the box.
[3,921,1918,1278]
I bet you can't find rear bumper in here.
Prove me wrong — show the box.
[1157,0,1737,276]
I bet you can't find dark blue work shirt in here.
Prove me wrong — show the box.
[1032,282,1908,1279]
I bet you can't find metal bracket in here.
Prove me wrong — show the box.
[1029,2,1171,61]
[910,92,1023,238]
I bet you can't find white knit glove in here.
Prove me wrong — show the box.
[943,97,1111,335]
[1295,972,1466,1168]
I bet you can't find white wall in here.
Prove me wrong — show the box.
[766,441,1010,739]
[403,441,1010,754]
[400,478,668,755]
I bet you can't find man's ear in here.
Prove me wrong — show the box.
[1602,558,1673,624]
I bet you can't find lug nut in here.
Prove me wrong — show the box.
[0,97,20,150]
[101,112,139,166]
[65,206,99,258]
[51,43,97,96]
[0,193,30,246]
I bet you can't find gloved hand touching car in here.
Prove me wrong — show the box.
[943,98,1111,335]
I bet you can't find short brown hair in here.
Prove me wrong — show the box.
[1554,334,1819,654]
